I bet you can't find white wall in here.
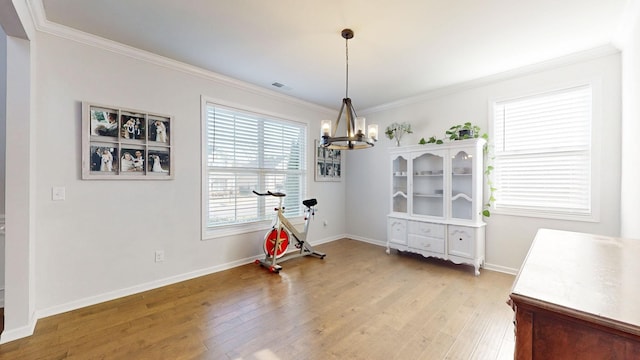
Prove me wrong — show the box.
[620,3,640,239]
[1,20,6,215]
[347,51,622,272]
[32,30,347,315]
[0,22,7,306]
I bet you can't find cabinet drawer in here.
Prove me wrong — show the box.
[408,235,445,253]
[408,221,445,239]
[448,226,475,259]
[388,218,407,245]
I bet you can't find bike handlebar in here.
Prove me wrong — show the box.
[253,190,286,197]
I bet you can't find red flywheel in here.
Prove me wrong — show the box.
[263,228,289,258]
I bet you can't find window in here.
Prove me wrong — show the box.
[203,102,306,237]
[491,85,593,219]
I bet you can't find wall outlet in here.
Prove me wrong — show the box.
[155,250,165,262]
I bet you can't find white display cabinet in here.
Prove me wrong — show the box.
[387,138,486,275]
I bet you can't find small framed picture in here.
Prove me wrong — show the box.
[120,147,145,174]
[90,107,119,137]
[82,102,173,180]
[148,116,170,144]
[89,144,118,174]
[148,148,171,176]
[315,140,343,182]
[120,112,146,141]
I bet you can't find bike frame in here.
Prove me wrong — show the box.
[253,190,325,272]
[271,199,311,244]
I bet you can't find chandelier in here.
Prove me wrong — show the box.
[320,29,378,150]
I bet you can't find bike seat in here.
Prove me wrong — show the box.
[302,199,317,208]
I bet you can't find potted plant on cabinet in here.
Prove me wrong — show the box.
[446,122,482,140]
[385,122,413,147]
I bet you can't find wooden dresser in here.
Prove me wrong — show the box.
[509,229,640,359]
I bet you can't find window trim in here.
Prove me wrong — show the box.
[488,79,602,222]
[200,96,308,240]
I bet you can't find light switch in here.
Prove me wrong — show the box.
[52,186,66,201]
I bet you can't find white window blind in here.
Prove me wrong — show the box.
[205,104,306,229]
[492,85,592,217]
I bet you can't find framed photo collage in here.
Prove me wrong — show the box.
[81,102,174,179]
[314,140,342,182]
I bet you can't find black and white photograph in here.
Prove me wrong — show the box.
[120,148,145,173]
[89,145,118,173]
[148,149,170,175]
[315,140,342,182]
[90,106,119,137]
[120,112,145,140]
[148,116,170,144]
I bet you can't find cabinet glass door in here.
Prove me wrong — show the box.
[451,150,473,220]
[412,152,444,217]
[391,155,408,213]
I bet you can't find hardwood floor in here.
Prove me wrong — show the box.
[0,239,516,359]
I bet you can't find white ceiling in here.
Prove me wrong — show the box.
[40,0,629,110]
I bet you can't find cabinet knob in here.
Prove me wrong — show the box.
[459,238,463,241]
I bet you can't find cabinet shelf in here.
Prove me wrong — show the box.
[414,174,444,177]
[414,193,443,198]
[451,193,472,202]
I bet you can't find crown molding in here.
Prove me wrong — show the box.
[27,0,334,115]
[27,0,622,117]
[362,43,620,115]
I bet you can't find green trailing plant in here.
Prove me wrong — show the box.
[419,123,495,217]
[483,144,496,217]
[425,136,443,144]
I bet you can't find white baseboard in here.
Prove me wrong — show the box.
[483,263,519,275]
[37,235,344,320]
[0,312,37,344]
[344,234,387,248]
[311,234,345,246]
[36,256,254,319]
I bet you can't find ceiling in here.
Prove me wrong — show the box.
[40,0,629,110]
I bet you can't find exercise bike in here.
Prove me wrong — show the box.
[253,190,325,273]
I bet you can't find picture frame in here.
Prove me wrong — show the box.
[82,102,174,179]
[314,140,343,182]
